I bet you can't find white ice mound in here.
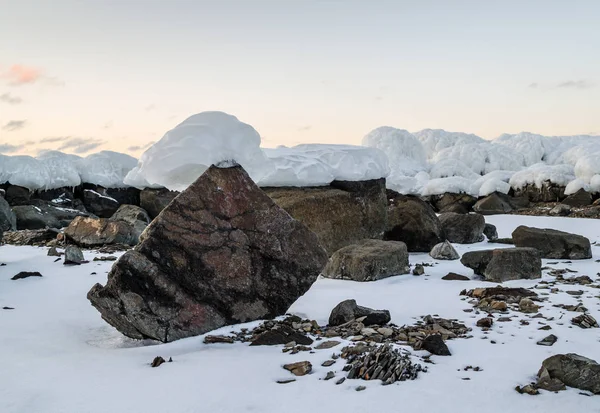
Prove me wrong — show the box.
[470,171,515,197]
[564,179,589,196]
[258,144,390,187]
[509,163,575,190]
[413,129,485,160]
[124,111,269,191]
[0,155,50,190]
[362,126,428,177]
[78,151,138,188]
[432,143,524,175]
[37,151,82,189]
[421,176,477,196]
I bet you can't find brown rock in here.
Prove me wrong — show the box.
[283,361,312,376]
[65,216,138,247]
[87,165,328,342]
[442,272,470,281]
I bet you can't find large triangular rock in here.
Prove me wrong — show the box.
[87,165,328,342]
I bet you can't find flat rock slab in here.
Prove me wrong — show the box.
[322,239,409,282]
[512,225,592,260]
[461,248,541,282]
[87,165,328,343]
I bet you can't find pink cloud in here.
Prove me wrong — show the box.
[2,64,43,85]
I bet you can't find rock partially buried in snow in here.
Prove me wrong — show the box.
[88,165,328,342]
[439,212,485,244]
[442,272,470,281]
[512,226,592,259]
[538,354,600,394]
[64,245,85,265]
[483,223,498,242]
[460,248,541,282]
[322,239,409,282]
[328,299,391,327]
[429,240,459,260]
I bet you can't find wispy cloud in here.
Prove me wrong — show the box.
[2,120,27,131]
[103,121,113,129]
[1,65,42,85]
[0,143,25,153]
[145,104,155,111]
[557,80,593,89]
[0,92,23,104]
[127,141,155,152]
[528,83,538,89]
[56,137,106,154]
[297,125,312,132]
[39,136,70,144]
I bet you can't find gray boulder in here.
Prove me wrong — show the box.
[539,354,600,394]
[0,196,17,231]
[483,223,498,241]
[328,299,391,327]
[64,245,85,265]
[322,239,409,282]
[87,165,328,342]
[110,204,150,239]
[460,247,541,282]
[430,193,477,213]
[549,204,571,216]
[429,240,459,260]
[562,189,592,207]
[439,212,485,244]
[65,216,138,247]
[82,189,120,218]
[512,226,592,259]
[384,192,444,252]
[12,201,90,230]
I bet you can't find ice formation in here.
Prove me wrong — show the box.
[78,151,137,188]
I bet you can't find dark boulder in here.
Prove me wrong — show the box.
[139,188,180,219]
[539,354,600,394]
[439,212,485,244]
[460,247,541,282]
[473,192,514,215]
[483,223,498,241]
[82,189,120,218]
[430,193,477,213]
[87,165,328,342]
[110,204,150,239]
[384,192,444,252]
[562,189,592,207]
[250,327,313,346]
[12,200,91,230]
[421,334,451,356]
[4,185,31,206]
[328,299,391,327]
[11,271,43,280]
[512,226,592,259]
[0,196,16,231]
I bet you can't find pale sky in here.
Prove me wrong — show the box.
[1,0,599,157]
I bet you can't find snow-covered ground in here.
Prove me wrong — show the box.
[1,215,600,413]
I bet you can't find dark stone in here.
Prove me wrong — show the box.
[537,334,558,346]
[13,200,91,230]
[105,187,141,207]
[87,165,328,342]
[461,247,541,282]
[493,238,514,244]
[512,226,592,260]
[476,317,493,328]
[0,196,16,231]
[421,334,451,356]
[483,223,498,241]
[539,354,600,394]
[4,185,31,206]
[384,192,444,252]
[442,272,470,281]
[513,182,566,203]
[250,327,313,346]
[11,271,43,280]
[328,299,391,327]
[439,212,485,244]
[562,189,592,207]
[473,192,514,215]
[82,189,120,218]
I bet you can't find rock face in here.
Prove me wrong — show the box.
[562,189,592,207]
[140,188,180,219]
[4,185,31,206]
[512,226,592,259]
[473,193,514,215]
[429,240,459,260]
[328,299,391,327]
[87,165,328,342]
[322,239,409,282]
[384,192,444,252]
[438,212,485,244]
[539,354,600,394]
[12,201,90,230]
[0,196,17,231]
[65,216,139,247]
[82,189,120,218]
[263,179,387,255]
[460,248,541,282]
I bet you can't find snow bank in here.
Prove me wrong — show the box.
[564,179,589,195]
[0,155,50,190]
[362,127,427,177]
[258,144,389,187]
[413,129,485,160]
[124,112,270,191]
[77,151,138,188]
[509,163,575,189]
[470,171,514,197]
[37,151,82,188]
[421,176,477,196]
